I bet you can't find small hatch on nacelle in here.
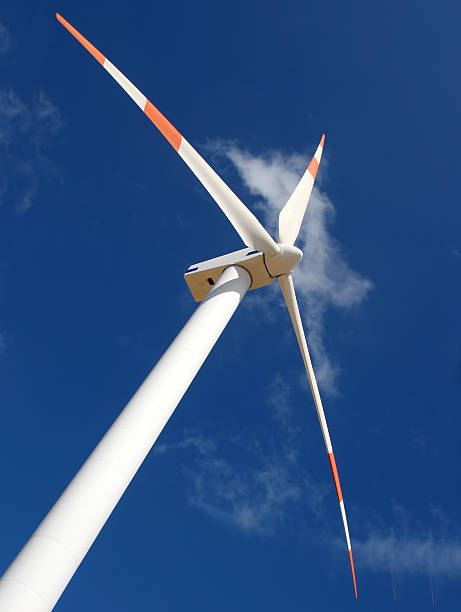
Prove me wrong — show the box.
[184,247,274,302]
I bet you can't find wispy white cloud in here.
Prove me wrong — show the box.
[0,89,29,147]
[34,90,63,143]
[0,88,63,213]
[207,141,372,395]
[185,451,319,535]
[155,429,217,457]
[161,423,461,582]
[0,23,13,56]
[355,506,461,579]
[156,377,328,536]
[157,388,461,586]
[0,76,63,352]
[356,532,461,578]
[266,372,301,444]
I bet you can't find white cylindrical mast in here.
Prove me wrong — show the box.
[0,265,251,612]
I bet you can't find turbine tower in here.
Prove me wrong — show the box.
[0,14,357,611]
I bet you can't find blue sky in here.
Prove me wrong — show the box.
[1,0,460,610]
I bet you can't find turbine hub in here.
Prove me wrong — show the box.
[264,244,303,277]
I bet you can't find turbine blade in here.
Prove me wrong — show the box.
[277,273,357,598]
[56,14,280,256]
[278,135,324,244]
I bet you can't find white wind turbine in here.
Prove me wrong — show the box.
[0,13,357,611]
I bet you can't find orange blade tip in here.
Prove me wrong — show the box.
[55,13,105,66]
[349,549,358,599]
[320,133,325,148]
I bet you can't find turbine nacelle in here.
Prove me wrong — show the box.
[185,247,273,302]
[184,244,302,302]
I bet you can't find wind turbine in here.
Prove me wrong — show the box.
[0,14,357,611]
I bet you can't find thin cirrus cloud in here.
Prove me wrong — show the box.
[157,379,461,585]
[356,531,461,578]
[0,22,63,356]
[207,140,373,396]
[0,88,62,354]
[0,22,13,56]
[154,374,328,536]
[354,504,461,581]
[0,88,63,214]
[0,20,63,213]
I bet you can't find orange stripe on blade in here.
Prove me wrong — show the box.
[320,133,325,148]
[144,100,182,151]
[349,549,358,599]
[328,451,343,502]
[307,156,319,180]
[56,14,105,65]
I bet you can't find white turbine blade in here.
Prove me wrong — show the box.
[56,14,280,256]
[277,273,357,598]
[278,135,324,245]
